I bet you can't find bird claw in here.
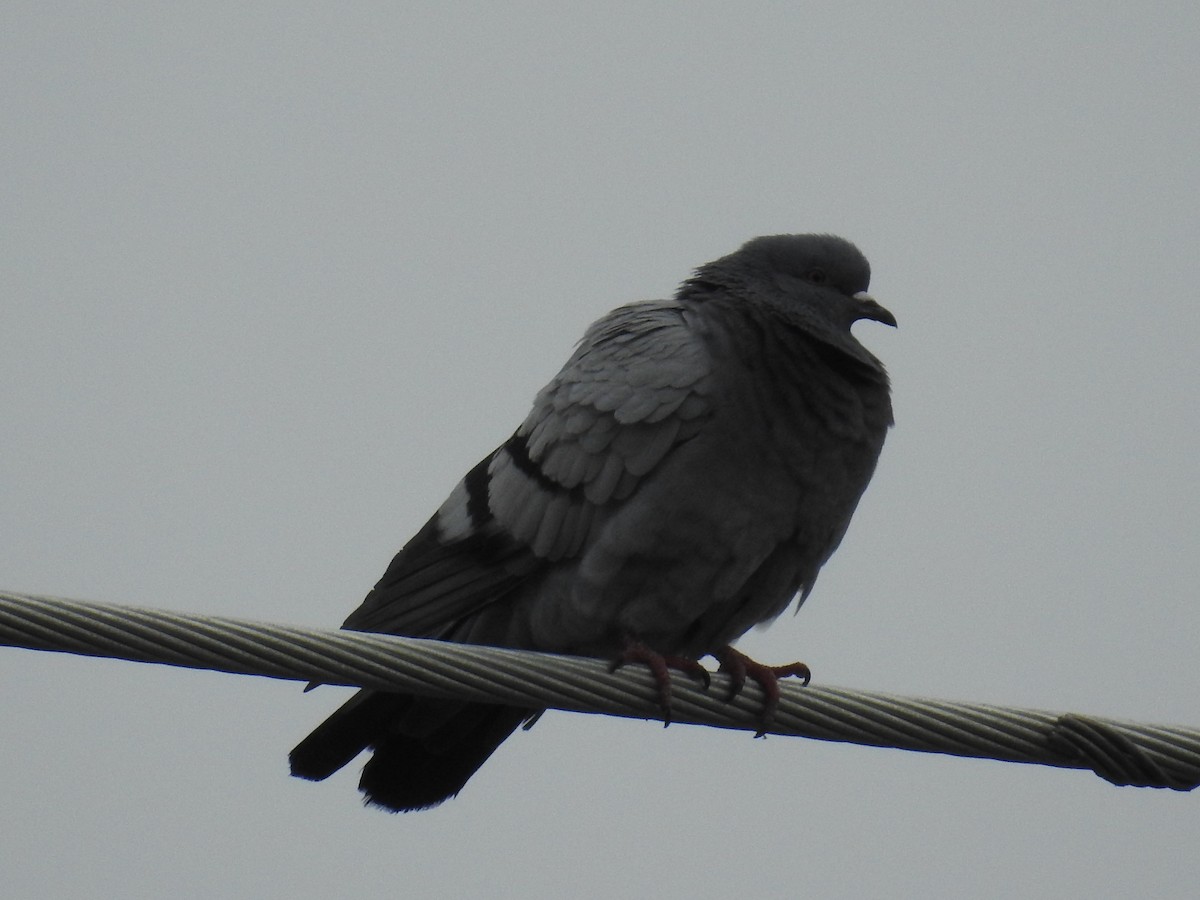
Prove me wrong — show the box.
[609,639,711,727]
[713,646,811,736]
[608,640,809,735]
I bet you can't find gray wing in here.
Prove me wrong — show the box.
[341,299,714,637]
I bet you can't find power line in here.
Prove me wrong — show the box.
[1,589,1196,791]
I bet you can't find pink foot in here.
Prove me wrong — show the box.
[609,638,711,726]
[712,646,811,735]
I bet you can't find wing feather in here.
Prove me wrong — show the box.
[337,299,713,638]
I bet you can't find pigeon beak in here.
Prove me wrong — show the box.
[852,291,897,328]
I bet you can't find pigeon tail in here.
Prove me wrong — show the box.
[290,691,532,812]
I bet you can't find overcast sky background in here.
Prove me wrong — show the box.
[4,3,1199,898]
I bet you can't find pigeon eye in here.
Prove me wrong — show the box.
[806,268,829,285]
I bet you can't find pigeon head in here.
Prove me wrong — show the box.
[681,233,896,368]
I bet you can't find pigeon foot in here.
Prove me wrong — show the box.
[609,638,711,727]
[712,646,811,736]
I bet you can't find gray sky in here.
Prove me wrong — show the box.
[4,3,1198,898]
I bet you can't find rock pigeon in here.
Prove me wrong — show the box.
[290,234,895,811]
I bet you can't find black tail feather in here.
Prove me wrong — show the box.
[289,691,407,782]
[360,703,530,812]
[290,690,533,812]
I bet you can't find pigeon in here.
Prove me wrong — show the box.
[289,233,895,811]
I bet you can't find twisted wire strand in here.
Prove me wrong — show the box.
[1,590,1197,790]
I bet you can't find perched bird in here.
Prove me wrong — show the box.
[290,234,895,811]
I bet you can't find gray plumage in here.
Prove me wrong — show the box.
[290,233,895,811]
